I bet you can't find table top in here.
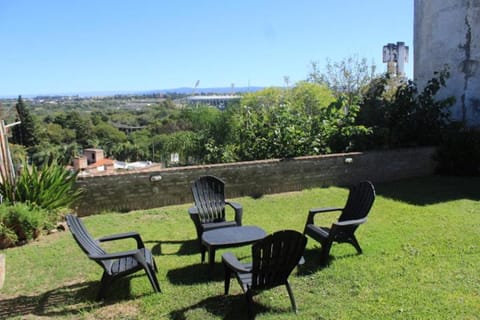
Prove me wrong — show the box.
[202,226,266,248]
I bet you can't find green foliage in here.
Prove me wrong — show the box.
[28,141,80,167]
[325,97,372,152]
[8,143,28,170]
[358,68,455,148]
[288,81,336,114]
[163,131,197,160]
[308,55,377,105]
[235,86,371,160]
[0,202,51,248]
[0,67,460,168]
[235,106,327,160]
[51,111,95,147]
[388,69,454,146]
[11,95,39,148]
[92,121,127,154]
[0,219,18,248]
[236,87,313,160]
[0,160,83,211]
[110,141,148,162]
[241,87,285,108]
[173,106,238,164]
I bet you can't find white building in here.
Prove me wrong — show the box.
[414,0,480,127]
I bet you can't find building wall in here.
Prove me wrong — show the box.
[84,148,104,164]
[414,0,480,127]
[73,156,87,171]
[73,147,436,216]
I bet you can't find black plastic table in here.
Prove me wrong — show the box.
[201,225,267,277]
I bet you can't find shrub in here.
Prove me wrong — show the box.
[358,68,455,149]
[0,159,83,211]
[0,223,18,248]
[0,203,52,248]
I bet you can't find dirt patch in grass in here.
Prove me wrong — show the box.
[87,301,140,320]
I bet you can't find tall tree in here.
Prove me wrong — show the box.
[308,56,377,106]
[288,81,336,115]
[11,95,39,148]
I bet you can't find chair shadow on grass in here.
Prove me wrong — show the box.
[168,293,296,320]
[295,247,327,275]
[165,247,338,285]
[146,239,198,256]
[167,261,227,285]
[296,247,360,275]
[0,276,156,319]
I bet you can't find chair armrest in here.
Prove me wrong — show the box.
[334,217,367,227]
[222,252,251,273]
[306,207,343,226]
[188,206,199,216]
[188,206,203,239]
[226,201,243,226]
[97,231,145,249]
[88,249,141,261]
[309,207,343,215]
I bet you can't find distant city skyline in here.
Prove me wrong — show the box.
[0,1,413,97]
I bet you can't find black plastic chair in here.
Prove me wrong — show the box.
[188,175,243,261]
[303,180,375,265]
[222,230,307,318]
[65,214,161,300]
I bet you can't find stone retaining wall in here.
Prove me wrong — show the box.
[74,147,436,216]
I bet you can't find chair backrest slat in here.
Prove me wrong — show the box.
[191,175,226,223]
[339,181,375,222]
[251,230,307,290]
[66,215,107,267]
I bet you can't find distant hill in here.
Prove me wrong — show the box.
[143,86,265,95]
[0,86,267,99]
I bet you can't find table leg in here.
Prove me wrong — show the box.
[201,245,206,263]
[208,247,216,278]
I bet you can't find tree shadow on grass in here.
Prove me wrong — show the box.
[0,276,156,319]
[376,175,480,205]
[169,293,295,320]
[0,281,99,319]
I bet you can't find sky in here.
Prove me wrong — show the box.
[0,0,414,97]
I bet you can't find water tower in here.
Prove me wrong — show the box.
[382,42,409,78]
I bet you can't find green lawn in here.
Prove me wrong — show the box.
[1,175,479,319]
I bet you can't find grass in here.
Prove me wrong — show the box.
[1,175,479,319]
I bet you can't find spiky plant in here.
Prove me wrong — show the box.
[0,159,83,211]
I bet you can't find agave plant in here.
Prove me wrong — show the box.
[0,159,83,211]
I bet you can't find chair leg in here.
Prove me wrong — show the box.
[152,257,159,272]
[285,280,298,313]
[201,245,206,263]
[349,236,363,254]
[145,265,161,293]
[246,290,254,319]
[97,272,112,301]
[224,264,231,294]
[320,241,332,265]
